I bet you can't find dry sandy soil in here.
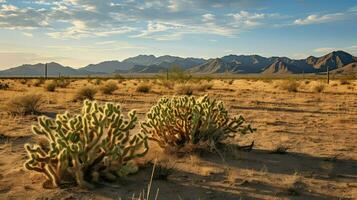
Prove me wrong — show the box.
[0,78,356,200]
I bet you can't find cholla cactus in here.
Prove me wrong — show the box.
[141,95,254,151]
[24,100,148,188]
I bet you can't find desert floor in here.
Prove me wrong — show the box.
[0,78,356,200]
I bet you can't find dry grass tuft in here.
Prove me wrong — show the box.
[136,83,151,93]
[55,78,71,88]
[32,78,45,87]
[195,82,213,91]
[312,83,325,93]
[5,94,43,115]
[175,84,193,95]
[100,81,118,95]
[159,80,175,89]
[74,86,97,101]
[340,79,350,85]
[44,81,56,92]
[281,80,299,92]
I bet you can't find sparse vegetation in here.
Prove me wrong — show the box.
[24,100,148,188]
[33,78,45,87]
[195,82,213,91]
[340,79,350,85]
[55,77,71,88]
[6,94,43,115]
[0,82,9,90]
[94,79,102,85]
[136,83,151,93]
[141,95,255,151]
[312,83,325,93]
[44,81,57,92]
[175,84,194,95]
[74,86,97,101]
[281,80,299,92]
[100,81,118,95]
[272,145,289,154]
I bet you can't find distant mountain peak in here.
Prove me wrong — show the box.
[1,50,356,76]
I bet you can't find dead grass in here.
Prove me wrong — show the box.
[74,86,97,101]
[136,83,151,93]
[100,81,118,95]
[312,83,325,93]
[340,79,351,85]
[44,81,56,92]
[32,78,45,87]
[175,84,193,95]
[5,93,43,115]
[281,80,299,92]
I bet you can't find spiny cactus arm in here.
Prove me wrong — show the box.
[24,144,61,187]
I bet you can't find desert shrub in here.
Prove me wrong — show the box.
[136,83,151,93]
[94,79,102,85]
[100,81,118,95]
[55,78,71,88]
[195,82,213,91]
[340,79,350,85]
[228,80,234,85]
[24,100,148,188]
[19,79,28,85]
[160,80,175,89]
[175,84,194,95]
[281,80,299,92]
[33,78,45,87]
[141,95,255,151]
[6,94,42,115]
[312,83,325,93]
[74,86,97,101]
[44,81,57,92]
[0,82,9,90]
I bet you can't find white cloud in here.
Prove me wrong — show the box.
[314,45,357,56]
[294,13,344,25]
[314,47,337,53]
[22,32,33,37]
[202,13,215,22]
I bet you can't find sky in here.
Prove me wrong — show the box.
[0,0,356,69]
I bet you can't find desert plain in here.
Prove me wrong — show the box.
[0,77,356,200]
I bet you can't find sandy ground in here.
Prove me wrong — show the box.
[0,78,356,200]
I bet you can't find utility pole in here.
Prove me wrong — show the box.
[327,66,330,84]
[44,63,48,79]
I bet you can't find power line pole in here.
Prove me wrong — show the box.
[327,66,330,84]
[44,63,48,79]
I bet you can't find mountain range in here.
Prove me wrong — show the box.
[0,51,356,77]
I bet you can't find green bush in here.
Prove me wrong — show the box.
[24,100,148,188]
[141,95,255,151]
[100,81,118,95]
[74,86,97,101]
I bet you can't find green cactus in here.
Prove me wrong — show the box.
[24,100,148,188]
[141,95,254,150]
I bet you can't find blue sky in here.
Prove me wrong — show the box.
[0,0,356,69]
